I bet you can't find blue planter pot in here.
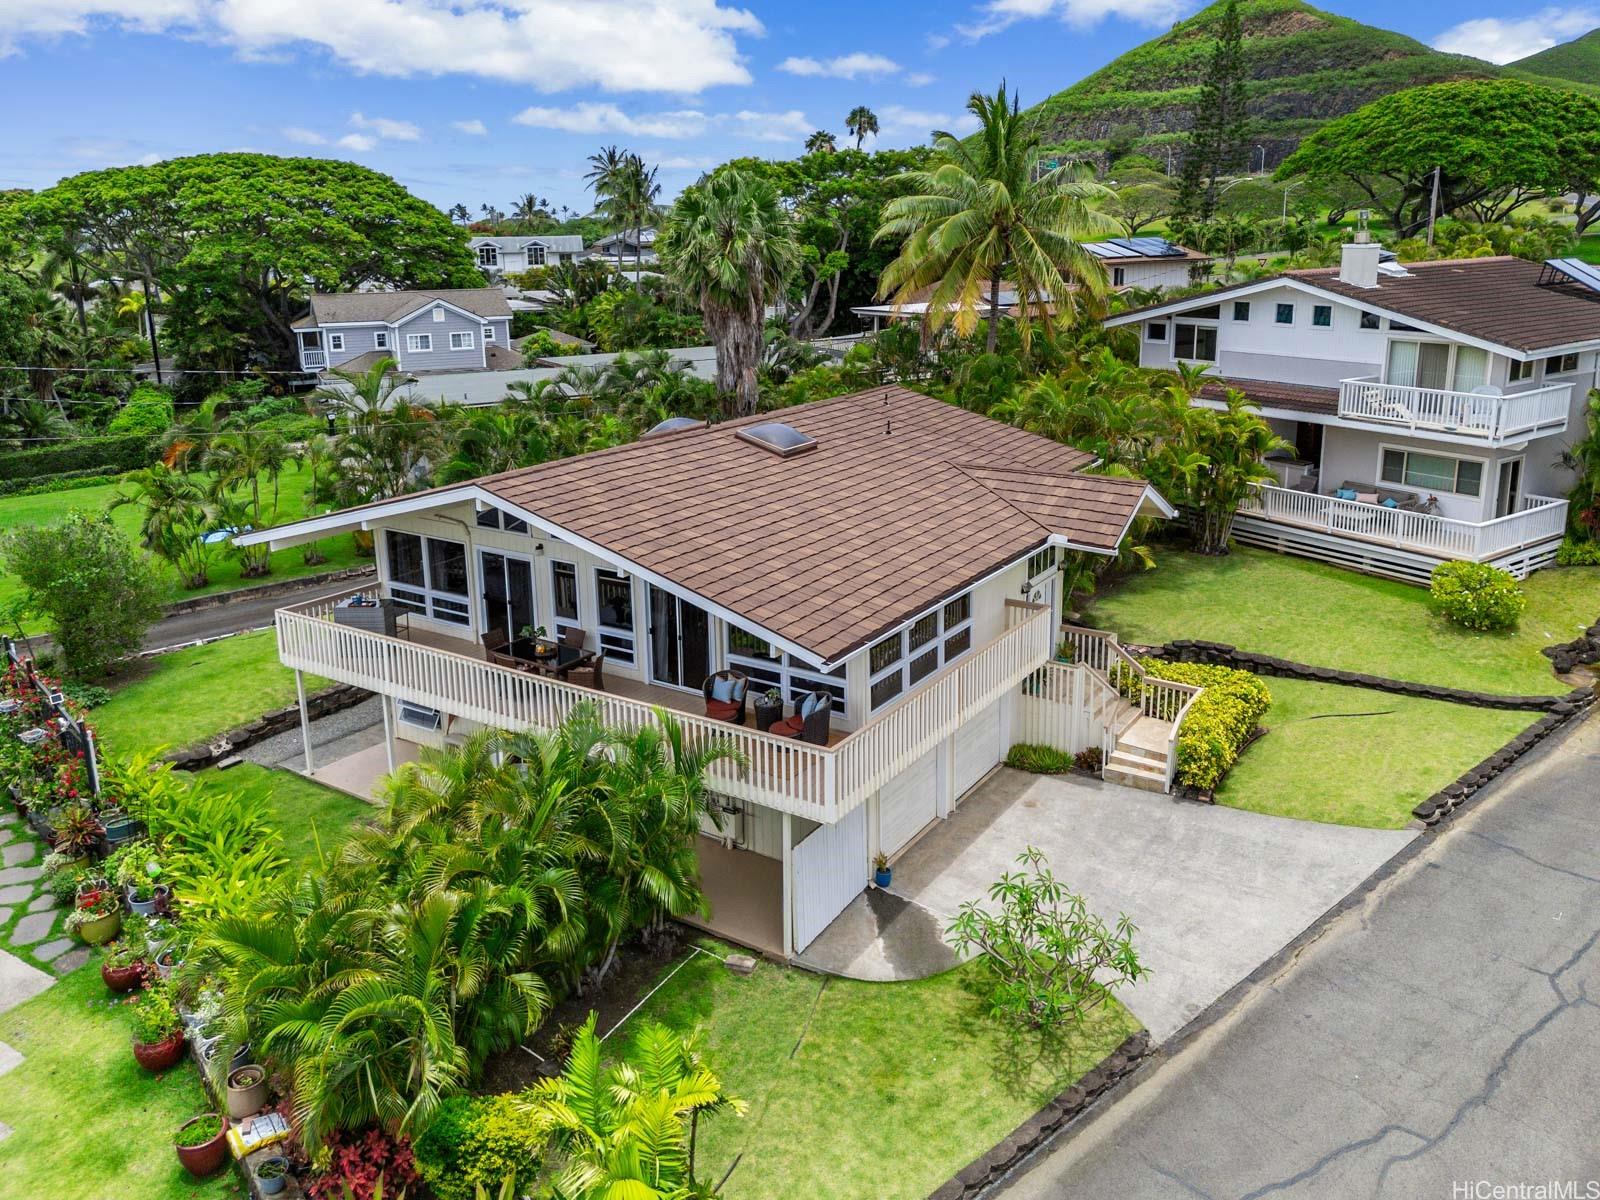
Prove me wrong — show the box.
[874,868,892,888]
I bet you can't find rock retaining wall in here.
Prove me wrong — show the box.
[1541,620,1600,675]
[164,684,372,770]
[929,1030,1150,1199]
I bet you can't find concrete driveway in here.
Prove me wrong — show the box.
[816,768,1414,1042]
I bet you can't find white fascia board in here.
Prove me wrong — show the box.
[232,486,484,548]
[1102,279,1279,327]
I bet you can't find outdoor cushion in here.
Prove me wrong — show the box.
[1335,488,1357,500]
[706,699,742,721]
[711,676,734,703]
[1381,497,1399,508]
[769,716,805,738]
[800,694,820,719]
[729,677,747,701]
[1356,492,1379,505]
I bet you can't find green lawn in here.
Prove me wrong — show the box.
[0,468,363,619]
[92,629,328,754]
[1083,547,1598,697]
[626,940,1138,1200]
[194,762,374,863]
[1218,678,1533,829]
[0,964,241,1200]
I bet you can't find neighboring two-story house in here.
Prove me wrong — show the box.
[294,288,515,374]
[237,387,1181,958]
[588,226,657,265]
[1105,247,1600,582]
[468,235,586,278]
[1084,237,1211,291]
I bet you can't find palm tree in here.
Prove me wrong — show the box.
[1560,389,1600,541]
[436,406,553,482]
[1156,393,1290,554]
[804,129,838,155]
[448,203,472,225]
[586,145,632,276]
[512,192,545,230]
[875,82,1117,355]
[658,169,798,417]
[312,354,407,417]
[112,463,217,588]
[845,106,878,150]
[203,426,299,577]
[618,155,661,286]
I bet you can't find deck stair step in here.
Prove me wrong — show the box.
[1103,752,1169,793]
[1105,715,1177,793]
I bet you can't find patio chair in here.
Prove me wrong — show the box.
[769,692,832,745]
[703,670,749,724]
[565,651,605,693]
[561,625,588,650]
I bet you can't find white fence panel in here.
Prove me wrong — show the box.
[792,801,869,952]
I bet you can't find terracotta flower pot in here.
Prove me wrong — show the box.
[133,1030,186,1072]
[174,1115,230,1178]
[100,959,145,993]
[74,910,121,946]
[226,1064,270,1119]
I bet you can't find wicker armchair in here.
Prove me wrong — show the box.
[703,670,749,723]
[769,692,832,745]
[561,625,588,650]
[565,651,605,693]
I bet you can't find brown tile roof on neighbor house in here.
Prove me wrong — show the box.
[1198,377,1339,416]
[295,287,514,328]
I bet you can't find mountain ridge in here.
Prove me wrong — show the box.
[1506,27,1600,85]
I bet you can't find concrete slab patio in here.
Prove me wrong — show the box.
[803,768,1414,1041]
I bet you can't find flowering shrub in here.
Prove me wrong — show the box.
[1429,561,1527,632]
[307,1127,420,1200]
[1139,659,1272,790]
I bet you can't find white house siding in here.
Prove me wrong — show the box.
[395,305,487,372]
[1114,260,1196,291]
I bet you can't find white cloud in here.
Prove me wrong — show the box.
[958,0,1188,40]
[926,32,951,50]
[282,126,327,145]
[0,0,763,93]
[337,133,377,152]
[1433,7,1597,63]
[452,118,488,136]
[905,71,936,86]
[878,104,981,138]
[513,102,709,139]
[350,111,421,141]
[730,110,812,142]
[778,51,901,79]
[642,151,721,169]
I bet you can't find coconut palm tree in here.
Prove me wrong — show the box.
[312,354,407,417]
[658,169,798,416]
[845,106,878,150]
[203,426,300,576]
[436,405,553,482]
[112,463,217,588]
[512,192,545,229]
[804,129,838,155]
[617,155,661,286]
[448,203,472,225]
[875,82,1118,354]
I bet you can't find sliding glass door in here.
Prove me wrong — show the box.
[480,551,535,642]
[648,585,710,691]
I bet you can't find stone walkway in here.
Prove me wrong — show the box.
[0,813,89,975]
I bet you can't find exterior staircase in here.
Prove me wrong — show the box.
[1104,714,1177,793]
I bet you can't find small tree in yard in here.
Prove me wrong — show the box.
[948,847,1145,1029]
[1154,391,1289,555]
[3,511,163,677]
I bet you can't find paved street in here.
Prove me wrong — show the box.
[1000,712,1600,1199]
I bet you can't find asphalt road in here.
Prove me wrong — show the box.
[1000,711,1600,1200]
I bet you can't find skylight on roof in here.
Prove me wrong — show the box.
[641,417,705,440]
[736,421,817,458]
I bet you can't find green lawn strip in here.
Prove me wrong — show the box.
[626,939,1138,1200]
[0,469,362,621]
[0,963,241,1200]
[1083,547,1597,697]
[1218,678,1532,829]
[91,630,329,754]
[192,763,375,863]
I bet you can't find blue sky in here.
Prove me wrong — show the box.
[0,0,1591,214]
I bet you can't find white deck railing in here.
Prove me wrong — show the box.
[1242,483,1568,561]
[275,589,1055,823]
[1337,378,1571,442]
[300,350,327,369]
[1060,625,1201,791]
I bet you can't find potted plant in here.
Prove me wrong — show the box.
[65,890,121,946]
[226,1063,270,1118]
[174,1114,229,1178]
[873,852,892,889]
[754,687,784,732]
[120,853,166,918]
[130,983,186,1071]
[50,801,103,860]
[100,938,147,993]
[254,1156,290,1196]
[100,808,145,851]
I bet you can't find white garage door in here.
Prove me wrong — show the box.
[954,699,1003,801]
[879,745,940,857]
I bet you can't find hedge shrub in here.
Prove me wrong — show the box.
[1005,743,1075,774]
[106,385,174,436]
[0,432,156,483]
[1139,659,1272,791]
[413,1094,544,1200]
[1555,537,1600,567]
[0,468,124,499]
[1428,560,1527,631]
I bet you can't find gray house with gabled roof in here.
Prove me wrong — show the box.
[293,288,515,374]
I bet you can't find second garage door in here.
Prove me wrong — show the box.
[879,745,939,857]
[954,699,1003,801]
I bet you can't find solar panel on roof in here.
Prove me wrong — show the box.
[1542,257,1600,296]
[1115,236,1185,258]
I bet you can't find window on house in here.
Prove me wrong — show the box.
[1390,320,1419,332]
[1359,312,1381,331]
[474,509,529,534]
[1025,547,1056,580]
[1509,359,1537,383]
[449,331,475,351]
[530,245,547,266]
[1275,303,1295,325]
[594,569,635,665]
[866,591,976,712]
[475,508,499,529]
[1380,448,1483,497]
[374,332,389,349]
[550,560,579,629]
[1112,266,1126,287]
[328,333,345,352]
[1232,301,1251,322]
[726,627,848,717]
[477,245,498,267]
[1311,305,1332,328]
[433,307,446,322]
[1545,353,1580,374]
[1146,322,1167,342]
[1174,322,1218,362]
[483,325,495,343]
[406,333,432,352]
[384,531,471,624]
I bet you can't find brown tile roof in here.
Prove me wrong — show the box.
[956,466,1151,550]
[305,287,513,326]
[1198,377,1339,416]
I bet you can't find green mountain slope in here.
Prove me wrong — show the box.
[1507,28,1600,84]
[1024,0,1505,166]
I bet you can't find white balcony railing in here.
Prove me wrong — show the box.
[300,350,327,369]
[275,590,1055,824]
[1337,378,1571,442]
[1242,483,1568,561]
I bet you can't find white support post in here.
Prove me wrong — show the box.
[295,669,314,774]
[938,732,956,819]
[781,812,794,960]
[381,695,396,774]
